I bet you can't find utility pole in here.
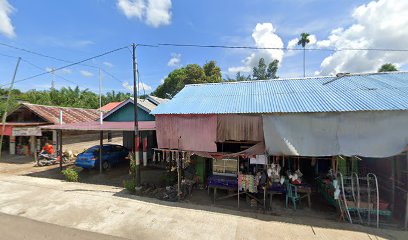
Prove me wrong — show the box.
[132,43,141,187]
[0,57,21,161]
[303,48,306,77]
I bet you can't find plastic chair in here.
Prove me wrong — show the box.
[285,180,303,210]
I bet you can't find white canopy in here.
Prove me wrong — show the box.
[263,111,408,158]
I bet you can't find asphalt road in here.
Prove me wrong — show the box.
[0,212,129,240]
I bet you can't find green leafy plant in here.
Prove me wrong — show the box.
[129,152,137,176]
[61,167,79,182]
[123,180,136,193]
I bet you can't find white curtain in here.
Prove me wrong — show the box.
[263,111,408,158]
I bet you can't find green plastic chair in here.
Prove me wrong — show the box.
[285,180,302,210]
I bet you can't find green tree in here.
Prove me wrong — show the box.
[378,63,398,72]
[153,61,222,98]
[252,58,279,80]
[297,32,311,77]
[224,72,252,82]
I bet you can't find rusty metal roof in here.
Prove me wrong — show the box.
[20,103,100,124]
[99,101,123,111]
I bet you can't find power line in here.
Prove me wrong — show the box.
[21,58,78,85]
[0,52,20,59]
[0,46,128,88]
[156,43,408,52]
[0,42,74,63]
[0,42,130,91]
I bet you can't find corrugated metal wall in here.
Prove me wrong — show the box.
[217,114,263,142]
[156,115,217,152]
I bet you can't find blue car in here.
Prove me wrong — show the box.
[75,144,129,170]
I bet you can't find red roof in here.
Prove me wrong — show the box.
[20,103,100,124]
[99,102,123,111]
[41,121,155,132]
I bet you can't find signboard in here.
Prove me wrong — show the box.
[12,127,42,136]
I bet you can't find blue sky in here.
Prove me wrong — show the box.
[0,0,407,95]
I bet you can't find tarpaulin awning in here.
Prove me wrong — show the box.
[263,111,408,158]
[224,142,265,158]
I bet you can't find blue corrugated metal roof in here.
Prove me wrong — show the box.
[151,72,408,114]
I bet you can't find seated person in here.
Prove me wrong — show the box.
[40,142,55,155]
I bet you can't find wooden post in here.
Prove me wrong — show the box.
[237,156,240,209]
[99,131,103,173]
[391,156,396,213]
[33,137,38,165]
[0,57,21,162]
[177,151,181,201]
[59,130,63,171]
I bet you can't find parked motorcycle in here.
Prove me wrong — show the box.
[37,151,68,166]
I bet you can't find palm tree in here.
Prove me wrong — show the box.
[297,33,310,77]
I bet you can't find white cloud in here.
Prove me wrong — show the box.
[287,38,299,49]
[227,66,251,74]
[80,70,94,78]
[228,23,284,75]
[117,0,171,27]
[167,53,181,67]
[61,68,72,74]
[316,0,408,75]
[122,81,153,93]
[117,0,145,19]
[145,0,171,27]
[103,61,114,68]
[46,67,72,75]
[0,0,15,38]
[286,34,317,57]
[160,76,166,84]
[139,82,152,91]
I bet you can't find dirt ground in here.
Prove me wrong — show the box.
[0,153,407,240]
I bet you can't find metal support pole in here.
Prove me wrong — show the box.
[99,131,103,173]
[391,156,396,213]
[0,57,21,161]
[34,137,38,166]
[237,156,240,209]
[132,43,140,186]
[59,130,63,171]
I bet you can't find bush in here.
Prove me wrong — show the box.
[62,167,79,182]
[124,180,136,193]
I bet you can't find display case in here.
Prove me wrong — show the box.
[213,158,238,176]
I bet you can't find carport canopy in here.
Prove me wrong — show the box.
[40,121,155,131]
[40,121,155,174]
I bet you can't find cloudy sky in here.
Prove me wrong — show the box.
[0,0,407,94]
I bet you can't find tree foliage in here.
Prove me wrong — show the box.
[0,87,132,117]
[252,58,279,80]
[378,63,398,72]
[297,33,311,48]
[153,60,222,98]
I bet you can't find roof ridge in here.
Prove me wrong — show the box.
[22,102,99,111]
[185,71,408,87]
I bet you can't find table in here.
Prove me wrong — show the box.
[297,184,312,208]
[207,175,238,203]
[266,183,286,210]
